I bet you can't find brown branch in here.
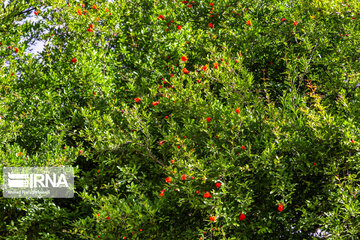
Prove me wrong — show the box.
[99,141,166,167]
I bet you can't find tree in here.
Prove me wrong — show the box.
[1,0,360,239]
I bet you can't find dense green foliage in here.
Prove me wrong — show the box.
[1,0,360,239]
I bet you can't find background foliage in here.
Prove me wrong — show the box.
[1,0,360,239]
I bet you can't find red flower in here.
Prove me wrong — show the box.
[158,15,165,20]
[90,23,94,28]
[239,213,246,221]
[181,174,187,180]
[214,63,218,69]
[14,47,19,53]
[72,58,77,63]
[177,25,182,30]
[158,140,165,145]
[34,11,38,15]
[134,97,141,102]
[209,23,213,28]
[278,203,284,212]
[140,229,143,231]
[210,216,216,222]
[236,108,240,114]
[183,68,190,74]
[241,145,246,150]
[202,65,208,71]
[206,118,212,122]
[293,21,298,26]
[246,20,251,26]
[165,177,171,183]
[281,18,286,21]
[166,29,169,32]
[314,162,316,166]
[8,46,11,49]
[152,101,159,106]
[92,4,97,10]
[188,4,192,8]
[216,182,222,188]
[351,139,355,143]
[170,159,174,163]
[196,190,200,194]
[210,3,213,6]
[204,192,212,198]
[160,189,165,197]
[106,216,110,220]
[181,56,188,61]
[87,28,92,32]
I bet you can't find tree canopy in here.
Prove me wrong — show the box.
[1,0,360,239]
